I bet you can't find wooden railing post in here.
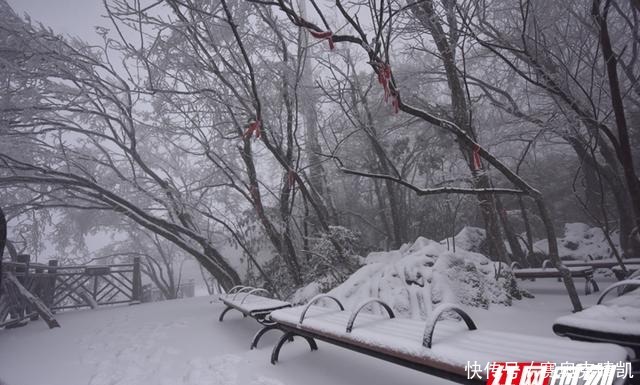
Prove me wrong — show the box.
[132,257,142,303]
[31,265,44,321]
[44,260,58,311]
[16,254,29,318]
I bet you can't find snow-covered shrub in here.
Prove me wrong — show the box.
[257,226,363,300]
[322,237,527,319]
[300,226,363,291]
[533,223,621,261]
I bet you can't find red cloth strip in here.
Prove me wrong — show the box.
[309,29,334,50]
[472,144,483,171]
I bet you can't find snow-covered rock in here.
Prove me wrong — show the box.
[533,223,620,261]
[316,237,524,319]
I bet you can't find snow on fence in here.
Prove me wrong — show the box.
[1,254,142,315]
[141,280,195,303]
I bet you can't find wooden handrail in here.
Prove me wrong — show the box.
[422,303,477,348]
[299,294,344,325]
[346,298,395,333]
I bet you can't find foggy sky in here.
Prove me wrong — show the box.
[7,0,104,43]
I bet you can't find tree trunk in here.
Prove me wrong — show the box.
[411,1,508,261]
[496,196,525,263]
[535,198,583,311]
[593,0,640,236]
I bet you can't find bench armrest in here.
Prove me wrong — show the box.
[423,303,477,348]
[231,286,255,300]
[299,294,345,325]
[240,288,271,304]
[346,298,395,333]
[597,279,640,304]
[227,285,248,294]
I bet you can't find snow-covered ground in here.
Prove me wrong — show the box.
[0,274,621,385]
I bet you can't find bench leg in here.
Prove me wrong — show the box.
[590,278,599,293]
[585,278,591,295]
[250,324,279,350]
[219,306,233,322]
[584,274,599,295]
[270,332,318,364]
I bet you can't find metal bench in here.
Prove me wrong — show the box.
[553,279,640,353]
[511,265,599,294]
[553,280,640,381]
[611,265,640,281]
[266,295,630,384]
[218,285,291,349]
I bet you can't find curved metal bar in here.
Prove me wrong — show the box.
[231,286,255,301]
[298,294,345,325]
[510,261,522,270]
[270,332,318,364]
[226,285,247,295]
[596,279,640,305]
[346,298,395,333]
[541,259,553,269]
[250,324,279,350]
[219,306,234,322]
[240,288,271,304]
[422,303,477,348]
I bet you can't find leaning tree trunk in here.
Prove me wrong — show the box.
[496,196,525,263]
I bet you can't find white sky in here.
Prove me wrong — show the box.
[7,0,105,42]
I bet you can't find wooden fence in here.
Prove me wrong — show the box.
[1,254,142,312]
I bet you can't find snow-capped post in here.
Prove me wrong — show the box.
[132,257,142,303]
[44,260,58,309]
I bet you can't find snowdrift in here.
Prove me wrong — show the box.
[292,237,524,319]
[533,223,621,261]
[440,223,620,261]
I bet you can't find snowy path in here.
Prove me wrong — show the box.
[0,275,618,385]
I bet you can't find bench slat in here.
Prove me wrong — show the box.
[269,305,628,377]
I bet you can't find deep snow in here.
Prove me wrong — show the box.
[0,274,623,385]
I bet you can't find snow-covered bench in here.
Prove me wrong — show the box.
[218,285,291,349]
[611,265,640,281]
[511,265,599,294]
[267,295,630,384]
[542,258,640,271]
[553,279,640,356]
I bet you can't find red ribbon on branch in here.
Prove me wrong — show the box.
[287,170,297,188]
[472,144,483,171]
[242,120,261,140]
[376,62,399,114]
[377,63,392,102]
[309,29,334,50]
